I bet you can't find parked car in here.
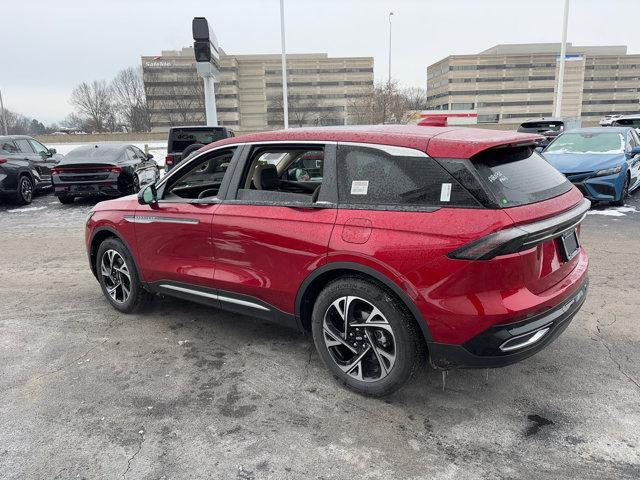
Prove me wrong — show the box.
[164,126,234,172]
[543,127,640,205]
[517,118,565,148]
[86,125,589,396]
[0,135,62,205]
[611,114,640,133]
[52,144,159,204]
[599,114,623,126]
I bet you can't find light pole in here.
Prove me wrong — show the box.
[280,0,289,129]
[554,0,570,118]
[388,12,394,85]
[0,88,7,135]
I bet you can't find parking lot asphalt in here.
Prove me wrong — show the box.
[0,191,639,480]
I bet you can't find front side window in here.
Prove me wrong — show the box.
[236,146,324,203]
[337,145,477,208]
[163,147,236,200]
[545,132,625,154]
[29,139,48,155]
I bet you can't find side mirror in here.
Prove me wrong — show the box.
[47,148,56,156]
[146,153,154,160]
[628,146,640,157]
[138,183,157,205]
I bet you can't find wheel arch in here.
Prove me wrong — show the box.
[89,226,141,281]
[295,262,433,342]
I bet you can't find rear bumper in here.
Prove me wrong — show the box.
[54,181,123,198]
[428,277,588,369]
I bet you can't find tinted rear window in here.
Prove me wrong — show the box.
[169,128,229,152]
[471,146,571,207]
[63,147,122,162]
[517,121,564,133]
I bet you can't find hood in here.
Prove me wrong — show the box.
[542,152,626,174]
[93,194,138,212]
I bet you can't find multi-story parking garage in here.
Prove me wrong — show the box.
[426,43,640,125]
[142,47,374,133]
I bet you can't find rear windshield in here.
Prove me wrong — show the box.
[63,147,122,162]
[471,146,571,207]
[613,118,640,127]
[545,132,625,154]
[517,121,564,133]
[169,128,228,152]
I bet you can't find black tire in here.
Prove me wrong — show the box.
[311,276,425,397]
[96,237,151,313]
[132,174,140,193]
[57,195,75,204]
[612,175,629,207]
[15,175,33,205]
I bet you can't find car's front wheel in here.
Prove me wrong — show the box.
[311,277,424,397]
[612,175,629,206]
[96,237,150,313]
[15,175,33,205]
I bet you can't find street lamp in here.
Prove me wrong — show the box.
[388,12,394,85]
[554,0,570,118]
[280,0,289,129]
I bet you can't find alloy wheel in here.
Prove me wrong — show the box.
[21,178,33,203]
[100,249,131,304]
[322,296,397,382]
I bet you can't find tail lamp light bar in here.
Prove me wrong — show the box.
[448,198,591,261]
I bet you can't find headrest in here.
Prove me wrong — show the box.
[253,163,279,190]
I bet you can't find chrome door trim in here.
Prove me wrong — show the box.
[124,215,199,225]
[158,284,270,312]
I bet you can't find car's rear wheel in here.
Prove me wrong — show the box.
[311,277,424,397]
[96,238,150,313]
[612,174,629,206]
[15,176,33,205]
[57,195,75,204]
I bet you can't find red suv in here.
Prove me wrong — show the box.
[86,126,589,396]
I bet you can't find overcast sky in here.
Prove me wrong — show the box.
[2,0,638,124]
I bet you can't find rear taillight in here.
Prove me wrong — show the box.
[166,155,174,165]
[0,157,7,164]
[448,198,590,261]
[109,166,122,173]
[51,167,61,174]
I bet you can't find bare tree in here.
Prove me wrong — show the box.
[402,87,429,111]
[268,94,335,128]
[0,109,31,135]
[61,112,92,132]
[144,70,205,127]
[111,67,150,132]
[70,80,114,132]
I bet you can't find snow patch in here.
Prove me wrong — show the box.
[587,206,638,217]
[7,206,47,213]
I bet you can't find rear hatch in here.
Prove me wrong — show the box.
[442,144,588,294]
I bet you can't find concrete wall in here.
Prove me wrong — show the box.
[34,132,168,144]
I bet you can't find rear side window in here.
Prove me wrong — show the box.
[15,139,34,153]
[471,146,571,207]
[337,145,478,209]
[1,140,18,154]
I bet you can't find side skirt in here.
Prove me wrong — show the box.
[145,280,299,331]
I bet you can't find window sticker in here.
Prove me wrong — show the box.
[440,183,452,202]
[488,171,508,183]
[351,180,369,195]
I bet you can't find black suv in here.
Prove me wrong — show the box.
[0,135,63,204]
[164,126,234,172]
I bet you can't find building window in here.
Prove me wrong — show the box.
[478,114,500,123]
[451,102,474,110]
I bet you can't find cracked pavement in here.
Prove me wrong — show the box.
[0,193,639,479]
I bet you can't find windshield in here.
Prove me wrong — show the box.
[545,132,625,154]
